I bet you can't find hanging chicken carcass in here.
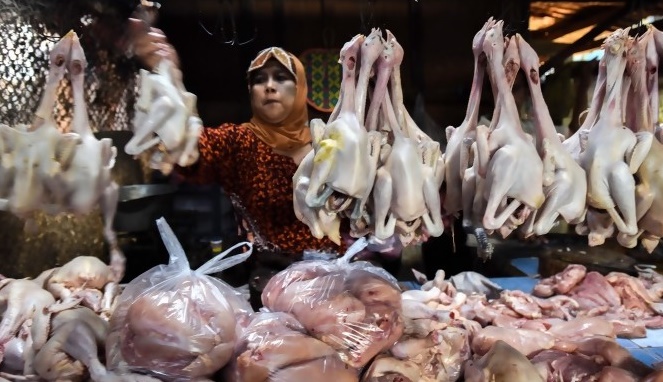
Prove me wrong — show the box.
[0,31,124,273]
[371,31,445,246]
[125,58,203,175]
[445,18,495,256]
[473,21,546,232]
[293,33,382,244]
[578,28,653,243]
[516,35,587,236]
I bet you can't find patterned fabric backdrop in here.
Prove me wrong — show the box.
[299,49,341,113]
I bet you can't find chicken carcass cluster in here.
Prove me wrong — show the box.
[0,31,123,264]
[261,239,404,369]
[443,20,663,255]
[294,29,445,247]
[106,218,253,381]
[125,59,203,175]
[445,18,585,253]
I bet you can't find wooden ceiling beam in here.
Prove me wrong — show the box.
[539,2,631,74]
[531,6,620,40]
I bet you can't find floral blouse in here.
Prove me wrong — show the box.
[175,123,342,258]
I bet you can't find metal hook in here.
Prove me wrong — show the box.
[359,0,376,35]
[134,0,161,26]
[198,0,257,46]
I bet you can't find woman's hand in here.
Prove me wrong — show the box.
[127,18,180,71]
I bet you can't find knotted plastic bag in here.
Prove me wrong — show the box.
[106,217,253,381]
[224,312,360,382]
[261,238,404,368]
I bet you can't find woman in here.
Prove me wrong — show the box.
[131,23,341,271]
[131,22,403,284]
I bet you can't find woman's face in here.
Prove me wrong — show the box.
[250,59,297,124]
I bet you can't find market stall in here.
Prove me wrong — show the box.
[2,0,663,381]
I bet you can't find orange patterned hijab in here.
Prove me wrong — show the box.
[245,47,312,152]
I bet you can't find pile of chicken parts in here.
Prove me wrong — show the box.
[295,18,663,257]
[5,238,663,381]
[362,264,663,381]
[0,248,153,381]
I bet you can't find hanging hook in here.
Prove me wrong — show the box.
[359,0,376,35]
[198,0,257,46]
[134,0,161,26]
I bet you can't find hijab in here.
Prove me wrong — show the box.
[245,47,311,152]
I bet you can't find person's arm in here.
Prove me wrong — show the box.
[128,21,238,189]
[127,18,180,71]
[172,124,238,189]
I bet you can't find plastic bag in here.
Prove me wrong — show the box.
[261,238,404,368]
[106,217,254,381]
[224,312,360,382]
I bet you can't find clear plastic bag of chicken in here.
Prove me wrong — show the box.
[106,217,254,381]
[261,238,404,368]
[224,311,360,382]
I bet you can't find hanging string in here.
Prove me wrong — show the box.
[197,0,257,46]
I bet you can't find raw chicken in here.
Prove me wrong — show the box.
[34,307,160,382]
[38,255,123,319]
[261,254,403,368]
[533,264,587,297]
[293,33,381,243]
[620,29,663,252]
[0,279,57,375]
[579,28,653,237]
[445,19,495,256]
[471,326,555,357]
[107,218,253,380]
[572,336,652,378]
[464,340,544,382]
[226,312,358,382]
[52,32,123,262]
[474,21,546,230]
[372,32,445,245]
[0,31,81,222]
[126,58,203,174]
[516,34,587,235]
